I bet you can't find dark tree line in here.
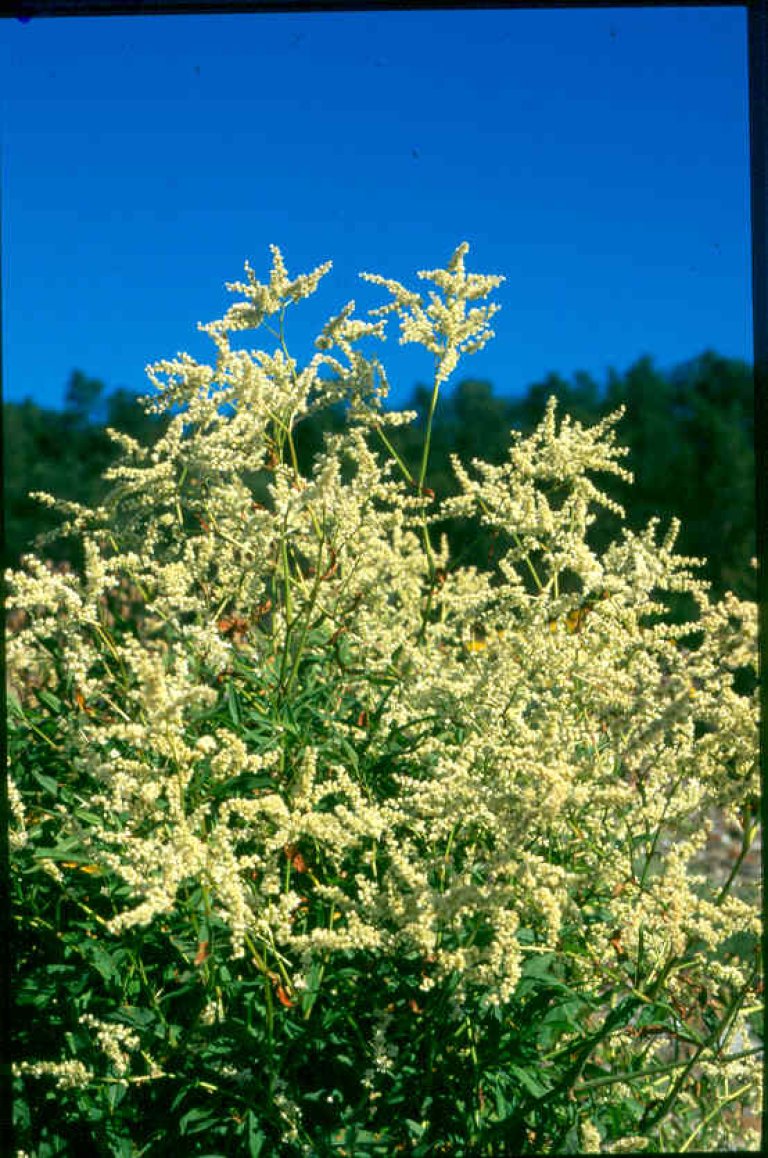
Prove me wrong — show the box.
[3,371,173,576]
[3,352,756,605]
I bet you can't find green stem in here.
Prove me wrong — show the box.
[640,954,760,1133]
[372,422,414,484]
[417,375,440,492]
[264,974,275,1094]
[715,817,759,905]
[15,712,62,752]
[680,1080,757,1152]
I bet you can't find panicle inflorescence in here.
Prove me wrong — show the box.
[6,243,760,1149]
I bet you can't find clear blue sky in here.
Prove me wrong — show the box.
[1,5,752,416]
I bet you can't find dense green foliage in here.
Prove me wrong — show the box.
[5,352,755,603]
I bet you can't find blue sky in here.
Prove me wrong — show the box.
[0,5,752,416]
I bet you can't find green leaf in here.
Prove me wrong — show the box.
[7,689,25,718]
[36,689,64,714]
[509,1064,552,1100]
[179,1106,220,1136]
[245,1109,267,1157]
[31,769,60,795]
[226,683,241,727]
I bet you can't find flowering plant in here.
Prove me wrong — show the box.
[8,244,761,1154]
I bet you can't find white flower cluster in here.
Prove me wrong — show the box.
[78,1013,141,1078]
[13,1059,93,1090]
[6,244,761,1140]
[7,767,27,851]
[362,241,504,386]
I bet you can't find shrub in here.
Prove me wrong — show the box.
[7,244,762,1154]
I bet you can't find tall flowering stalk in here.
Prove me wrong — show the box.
[7,246,761,1154]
